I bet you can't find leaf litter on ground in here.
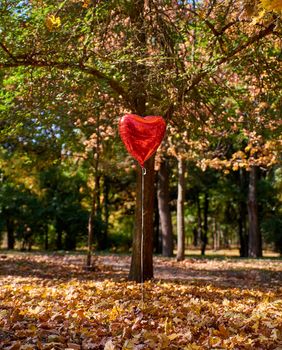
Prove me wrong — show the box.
[0,253,281,349]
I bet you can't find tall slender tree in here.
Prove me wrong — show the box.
[1,0,280,280]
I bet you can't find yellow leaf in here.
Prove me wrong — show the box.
[209,336,222,347]
[82,0,91,8]
[164,317,172,334]
[232,163,239,171]
[45,15,61,31]
[184,344,201,350]
[260,0,282,12]
[270,328,281,341]
[168,333,179,340]
[122,339,135,350]
[108,305,121,321]
[104,340,115,350]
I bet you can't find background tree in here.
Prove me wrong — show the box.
[0,0,281,280]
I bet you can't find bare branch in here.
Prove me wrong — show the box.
[185,21,276,94]
[0,57,132,107]
[0,42,18,62]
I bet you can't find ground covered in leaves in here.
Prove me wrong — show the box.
[0,253,281,350]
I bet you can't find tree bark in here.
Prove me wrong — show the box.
[201,193,209,255]
[103,175,109,249]
[157,160,173,257]
[86,142,100,266]
[6,217,15,250]
[86,198,95,267]
[95,175,105,250]
[154,190,162,254]
[129,156,155,282]
[196,193,202,249]
[239,204,248,257]
[176,158,185,261]
[238,169,248,257]
[56,225,63,250]
[213,218,217,251]
[248,166,262,257]
[86,175,100,267]
[44,227,48,251]
[86,173,100,267]
[55,216,65,250]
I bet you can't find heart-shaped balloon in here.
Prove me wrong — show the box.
[119,114,166,167]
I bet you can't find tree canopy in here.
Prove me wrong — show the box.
[0,0,281,280]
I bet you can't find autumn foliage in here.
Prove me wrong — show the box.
[0,253,281,350]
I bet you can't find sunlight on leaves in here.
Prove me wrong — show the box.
[45,15,61,32]
[0,254,281,349]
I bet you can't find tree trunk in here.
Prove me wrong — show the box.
[248,166,262,257]
[128,0,156,282]
[196,193,202,249]
[95,175,105,250]
[176,158,185,261]
[86,152,100,267]
[239,205,248,257]
[56,225,63,250]
[103,175,109,249]
[56,217,64,250]
[6,217,15,250]
[213,218,217,251]
[157,160,173,257]
[86,190,95,268]
[129,156,155,282]
[44,227,48,250]
[193,226,198,247]
[238,169,248,257]
[201,193,209,255]
[154,191,162,254]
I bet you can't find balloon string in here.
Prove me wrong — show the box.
[141,166,146,308]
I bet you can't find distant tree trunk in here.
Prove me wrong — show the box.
[196,193,202,249]
[6,217,15,250]
[157,160,173,257]
[239,205,248,257]
[56,225,63,250]
[201,193,209,255]
[86,197,95,267]
[103,175,110,249]
[86,174,101,266]
[213,218,217,251]
[248,166,262,257]
[193,226,198,247]
[238,169,248,257]
[53,218,64,251]
[86,174,99,267]
[154,191,162,254]
[129,156,155,282]
[95,175,106,250]
[86,148,100,267]
[176,158,185,261]
[44,227,48,250]
[65,231,76,251]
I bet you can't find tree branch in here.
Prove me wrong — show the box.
[0,42,18,62]
[0,57,132,106]
[185,21,276,94]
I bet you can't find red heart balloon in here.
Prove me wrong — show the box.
[119,114,166,167]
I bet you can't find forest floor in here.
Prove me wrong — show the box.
[0,252,281,350]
